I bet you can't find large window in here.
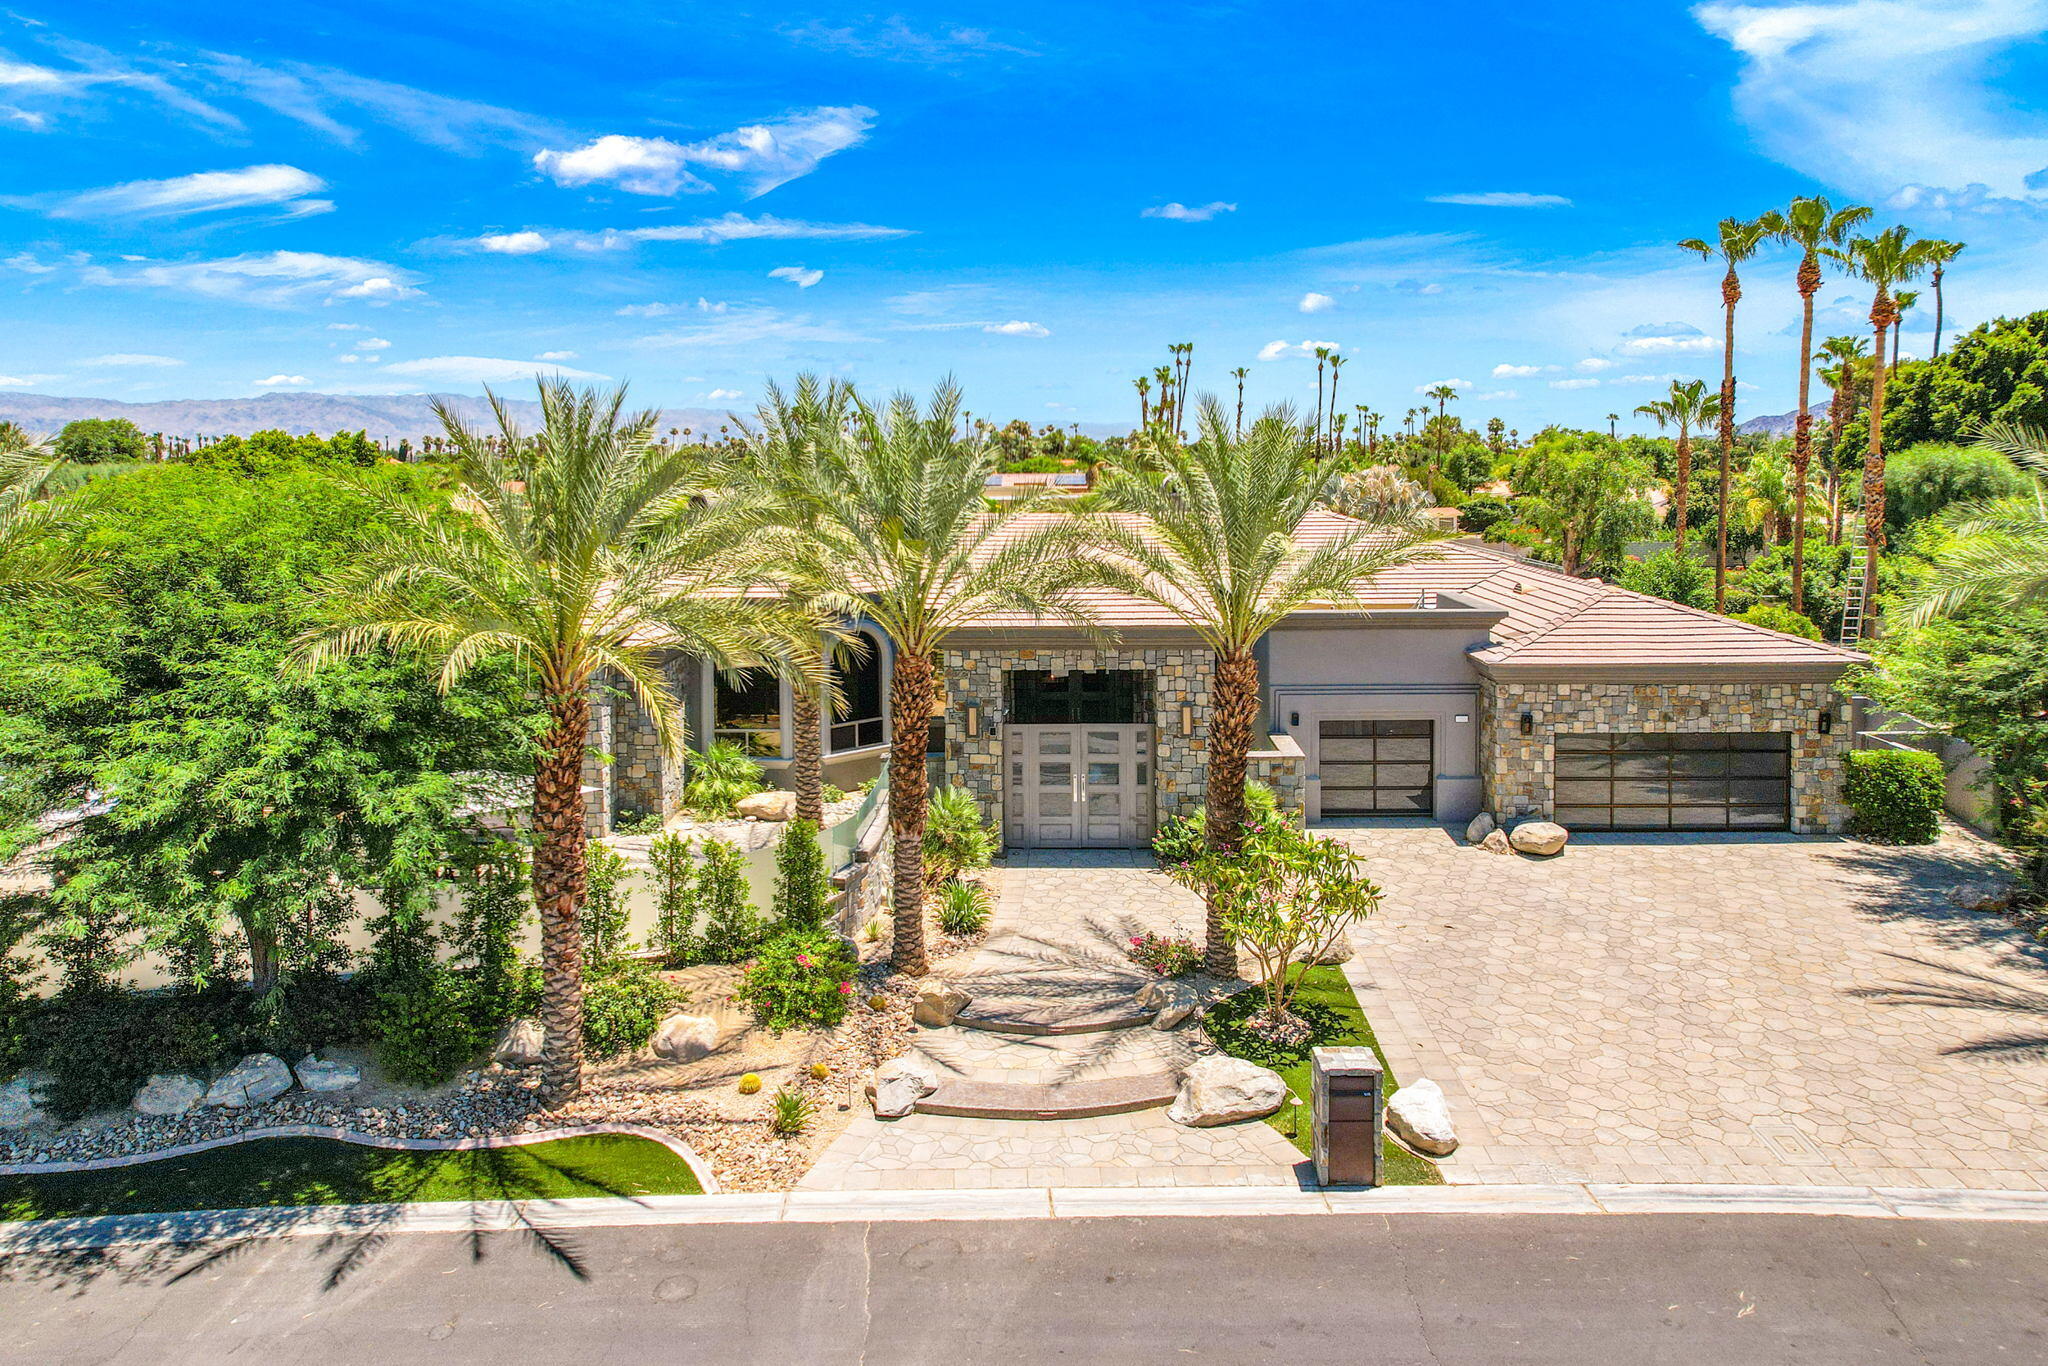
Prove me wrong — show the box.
[1007,670,1149,725]
[713,669,782,757]
[829,634,886,752]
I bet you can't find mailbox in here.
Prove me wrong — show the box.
[1311,1047,1383,1187]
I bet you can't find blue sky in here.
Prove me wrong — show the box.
[4,0,2047,431]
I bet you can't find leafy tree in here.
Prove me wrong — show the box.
[1884,442,2029,531]
[54,418,147,465]
[1854,309,2048,453]
[646,832,698,964]
[180,428,381,477]
[1440,441,1494,492]
[581,842,632,971]
[1508,431,1656,576]
[1619,550,1714,609]
[696,837,765,963]
[770,817,830,933]
[1454,495,1515,536]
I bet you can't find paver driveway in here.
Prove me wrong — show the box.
[1329,821,2046,1189]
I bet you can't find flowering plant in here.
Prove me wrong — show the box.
[1127,930,1202,978]
[734,930,857,1032]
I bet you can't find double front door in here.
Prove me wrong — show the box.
[1004,724,1151,848]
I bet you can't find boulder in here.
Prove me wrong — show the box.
[735,790,797,822]
[1464,812,1497,845]
[133,1073,207,1116]
[493,1018,545,1067]
[913,983,972,1028]
[1508,821,1569,857]
[1136,978,1204,1029]
[1948,882,2017,913]
[0,1077,48,1130]
[1387,1077,1459,1155]
[1478,828,1514,856]
[868,1056,940,1119]
[205,1052,294,1108]
[651,1013,722,1063]
[1306,940,1355,966]
[293,1056,362,1093]
[1167,1054,1287,1128]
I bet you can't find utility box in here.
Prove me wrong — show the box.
[1311,1047,1383,1188]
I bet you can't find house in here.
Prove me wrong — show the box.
[585,511,1867,842]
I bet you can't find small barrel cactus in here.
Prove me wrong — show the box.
[809,1062,831,1081]
[867,993,889,1011]
[737,1072,763,1095]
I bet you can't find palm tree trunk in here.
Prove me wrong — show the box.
[1674,428,1691,552]
[1314,362,1326,453]
[1234,378,1245,439]
[1715,270,1739,612]
[1890,322,1901,375]
[1327,368,1341,459]
[792,687,824,825]
[887,649,936,976]
[1201,649,1260,980]
[1863,304,1894,625]
[1792,257,1819,614]
[533,686,591,1105]
[1932,267,1946,357]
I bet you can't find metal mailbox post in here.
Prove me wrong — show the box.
[1311,1046,1383,1187]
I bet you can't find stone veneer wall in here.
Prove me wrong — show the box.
[1248,734,1307,824]
[580,667,689,836]
[941,644,1217,828]
[1478,677,1852,834]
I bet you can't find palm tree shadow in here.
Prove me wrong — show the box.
[1851,952,2048,1063]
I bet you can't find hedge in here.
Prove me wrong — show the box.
[1842,748,1945,844]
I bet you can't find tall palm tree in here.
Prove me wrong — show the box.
[1325,355,1348,457]
[1826,225,1932,619]
[1890,290,1920,373]
[1171,342,1194,437]
[1230,366,1250,438]
[1312,348,1332,450]
[1425,383,1459,456]
[1605,413,1620,439]
[1633,378,1721,553]
[1773,195,1871,613]
[1738,452,1796,544]
[1924,239,1966,357]
[1815,334,1870,545]
[290,380,813,1103]
[1134,376,1151,432]
[1082,399,1422,977]
[805,382,1101,976]
[0,433,85,591]
[1905,421,2048,623]
[1680,212,1780,610]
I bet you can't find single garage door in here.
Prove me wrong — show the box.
[1319,719,1434,816]
[1553,732,1791,831]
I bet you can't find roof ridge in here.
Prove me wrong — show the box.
[1481,580,1615,658]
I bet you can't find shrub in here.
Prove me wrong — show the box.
[684,741,767,816]
[54,417,148,465]
[936,879,992,936]
[266,973,376,1058]
[452,841,529,1027]
[733,930,856,1032]
[770,1086,815,1137]
[924,787,996,884]
[1733,603,1822,640]
[581,843,632,972]
[1127,929,1201,978]
[647,832,699,966]
[1843,748,1946,844]
[0,895,48,1078]
[771,819,831,933]
[35,988,259,1118]
[696,838,767,963]
[1454,495,1515,536]
[821,783,848,804]
[581,966,683,1059]
[1620,550,1714,610]
[613,808,665,835]
[1152,783,1279,867]
[1202,970,1347,1069]
[368,921,478,1087]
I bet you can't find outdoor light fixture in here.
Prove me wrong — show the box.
[965,703,980,738]
[1181,705,1195,735]
[1519,711,1535,736]
[1289,711,1301,728]
[1817,708,1833,735]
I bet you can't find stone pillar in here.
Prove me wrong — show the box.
[1311,1046,1383,1188]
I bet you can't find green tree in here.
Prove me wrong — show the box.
[1739,451,1797,544]
[1618,549,1714,609]
[1923,239,1966,357]
[1732,603,1822,639]
[1816,334,1871,544]
[180,428,381,477]
[1634,378,1721,555]
[1853,309,2048,453]
[1884,442,2030,532]
[771,818,831,933]
[1904,422,2048,625]
[289,380,814,1103]
[1085,399,1419,976]
[1508,431,1656,576]
[53,418,147,465]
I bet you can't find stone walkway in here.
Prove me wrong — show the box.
[798,852,1306,1191]
[1328,819,2048,1191]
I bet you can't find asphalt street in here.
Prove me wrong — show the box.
[4,1211,2045,1364]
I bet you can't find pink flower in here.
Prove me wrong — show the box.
[838,981,853,994]
[1131,936,1144,946]
[795,954,812,967]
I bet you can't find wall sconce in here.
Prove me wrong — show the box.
[964,703,980,738]
[1181,705,1195,736]
[1289,711,1300,728]
[1817,708,1833,735]
[1519,711,1535,736]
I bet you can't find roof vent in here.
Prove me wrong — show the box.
[1513,580,1526,594]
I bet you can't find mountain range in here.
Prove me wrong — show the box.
[1735,403,1831,438]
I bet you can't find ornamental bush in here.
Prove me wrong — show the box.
[923,787,996,885]
[771,819,831,933]
[1843,748,1946,844]
[1732,603,1823,640]
[647,832,699,965]
[936,878,992,936]
[581,966,683,1059]
[733,930,856,1032]
[696,838,767,963]
[683,741,766,816]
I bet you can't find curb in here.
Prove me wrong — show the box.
[8,1181,2048,1252]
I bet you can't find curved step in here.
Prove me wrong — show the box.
[953,1005,1153,1037]
[912,1073,1180,1120]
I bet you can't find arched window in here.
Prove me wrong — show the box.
[829,633,886,752]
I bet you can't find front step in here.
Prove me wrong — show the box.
[913,1072,1180,1120]
[953,1005,1154,1036]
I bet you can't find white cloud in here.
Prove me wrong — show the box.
[1491,363,1553,378]
[1695,0,2048,201]
[255,374,308,386]
[1618,334,1717,355]
[1298,292,1336,313]
[359,337,390,351]
[983,320,1048,337]
[475,230,550,254]
[337,354,363,363]
[1613,372,1696,384]
[1426,191,1573,208]
[35,164,330,220]
[86,353,182,367]
[535,350,578,361]
[768,265,825,288]
[533,106,875,198]
[1473,390,1521,401]
[207,56,551,154]
[1414,377,1473,393]
[0,373,60,387]
[496,213,912,252]
[0,60,71,90]
[81,251,423,306]
[705,388,743,401]
[617,298,727,318]
[1550,377,1602,390]
[781,18,1036,63]
[1256,339,1341,360]
[1575,357,1619,372]
[382,355,610,383]
[1141,201,1237,222]
[4,252,58,275]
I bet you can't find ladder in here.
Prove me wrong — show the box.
[1839,523,1869,647]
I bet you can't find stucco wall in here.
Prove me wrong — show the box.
[1478,677,1852,834]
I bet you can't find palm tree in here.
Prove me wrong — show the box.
[805,382,1100,976]
[1230,366,1250,437]
[1925,239,1966,357]
[1326,355,1348,457]
[290,380,812,1103]
[1313,348,1332,449]
[0,432,84,591]
[1739,452,1796,544]
[1633,378,1721,553]
[1605,413,1619,439]
[1906,421,2048,623]
[1134,376,1151,432]
[1890,290,1920,373]
[1083,398,1422,977]
[1773,195,1872,613]
[1680,212,1780,610]
[1826,225,1932,620]
[1815,334,1870,545]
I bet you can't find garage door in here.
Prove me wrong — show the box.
[1553,733,1791,831]
[1319,720,1434,816]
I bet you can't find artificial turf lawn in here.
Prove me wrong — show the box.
[1206,963,1444,1186]
[0,1133,703,1222]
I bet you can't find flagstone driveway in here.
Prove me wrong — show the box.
[1327,820,2047,1190]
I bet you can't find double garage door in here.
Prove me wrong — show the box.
[1554,732,1791,831]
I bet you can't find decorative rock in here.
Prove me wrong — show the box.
[1166,1054,1286,1127]
[1508,821,1569,857]
[1464,812,1497,844]
[735,790,797,822]
[913,983,972,1028]
[133,1073,207,1116]
[1386,1077,1459,1155]
[204,1052,294,1109]
[493,1018,545,1067]
[651,1013,722,1062]
[1478,828,1514,856]
[0,1078,48,1130]
[293,1056,362,1093]
[868,1056,940,1118]
[1306,940,1355,966]
[1948,882,2016,912]
[1136,978,1205,1030]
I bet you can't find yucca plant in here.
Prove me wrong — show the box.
[923,786,997,886]
[770,1085,815,1137]
[936,878,993,936]
[684,740,767,816]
